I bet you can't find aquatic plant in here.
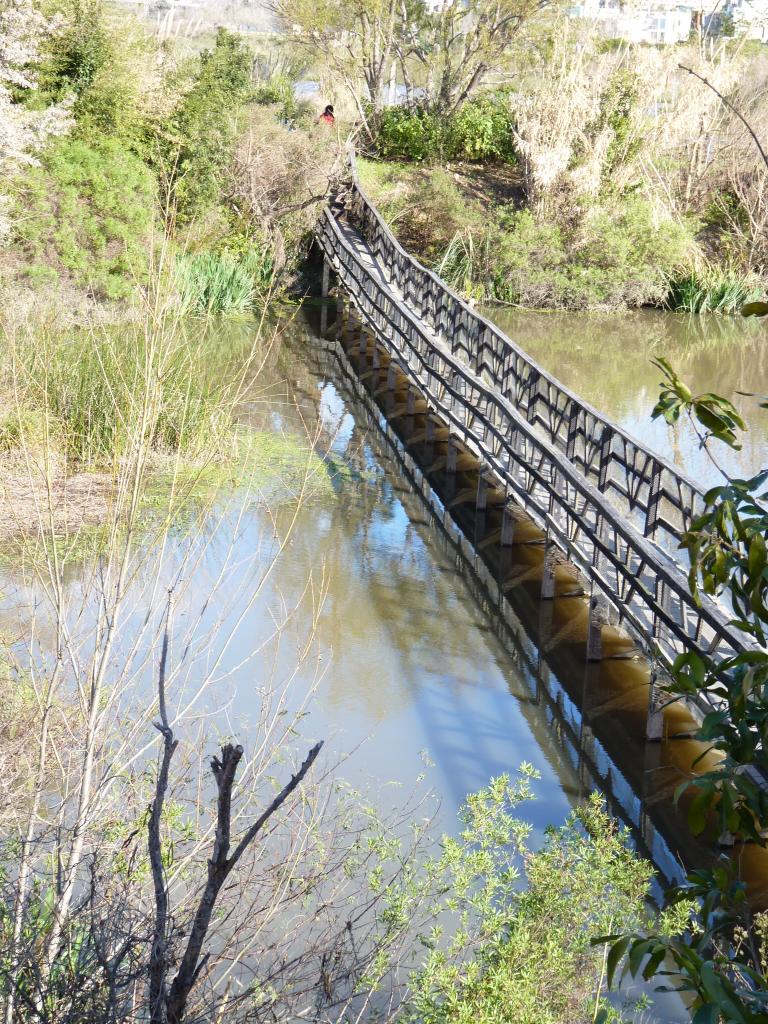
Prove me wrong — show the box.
[175,248,274,316]
[667,267,763,314]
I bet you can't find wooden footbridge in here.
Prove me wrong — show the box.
[314,159,756,739]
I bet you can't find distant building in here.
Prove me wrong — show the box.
[705,0,768,39]
[569,0,768,41]
[568,0,693,43]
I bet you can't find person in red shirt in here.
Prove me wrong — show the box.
[319,104,335,126]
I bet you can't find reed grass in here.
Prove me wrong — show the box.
[666,267,762,314]
[175,249,274,316]
[436,230,489,298]
[1,314,254,469]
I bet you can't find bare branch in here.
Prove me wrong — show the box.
[679,64,768,173]
[164,740,323,1024]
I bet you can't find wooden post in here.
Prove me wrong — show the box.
[541,542,556,600]
[476,472,488,513]
[646,670,664,741]
[406,385,417,435]
[639,805,656,854]
[577,723,595,792]
[320,259,330,336]
[475,470,488,542]
[445,436,458,502]
[321,257,330,298]
[501,503,515,546]
[446,437,457,475]
[587,595,603,661]
[335,290,345,341]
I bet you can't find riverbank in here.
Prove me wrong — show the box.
[358,157,765,313]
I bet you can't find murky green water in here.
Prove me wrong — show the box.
[479,306,768,487]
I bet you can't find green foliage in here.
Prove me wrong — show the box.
[253,71,311,123]
[374,105,445,162]
[576,67,641,190]
[668,268,763,314]
[374,97,516,164]
[490,200,694,309]
[36,0,152,149]
[446,96,516,163]
[175,246,273,315]
[12,137,156,299]
[166,29,253,223]
[361,159,697,310]
[604,362,768,1024]
[405,780,652,1024]
[12,325,242,467]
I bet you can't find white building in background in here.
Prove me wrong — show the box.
[569,0,768,41]
[568,0,692,43]
[708,0,768,39]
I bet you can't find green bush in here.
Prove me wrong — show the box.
[446,96,516,163]
[489,200,695,310]
[374,106,445,162]
[405,780,652,1024]
[12,137,156,300]
[36,0,153,149]
[167,29,253,223]
[374,99,517,164]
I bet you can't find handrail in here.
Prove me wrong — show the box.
[344,153,705,561]
[315,199,760,698]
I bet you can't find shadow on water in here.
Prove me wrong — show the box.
[296,297,768,918]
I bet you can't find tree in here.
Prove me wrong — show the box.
[0,0,72,239]
[270,0,400,134]
[603,359,768,1023]
[396,0,551,116]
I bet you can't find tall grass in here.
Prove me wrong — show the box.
[175,249,273,316]
[436,230,490,298]
[1,314,254,469]
[667,267,763,314]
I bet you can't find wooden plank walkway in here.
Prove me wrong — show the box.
[314,168,760,722]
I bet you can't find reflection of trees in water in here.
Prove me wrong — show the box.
[258,327,585,811]
[481,306,768,482]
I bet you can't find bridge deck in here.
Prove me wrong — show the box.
[315,175,760,719]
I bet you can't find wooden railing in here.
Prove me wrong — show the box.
[346,163,702,559]
[315,169,759,708]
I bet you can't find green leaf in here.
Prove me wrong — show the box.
[692,1004,721,1024]
[606,935,631,988]
[741,300,768,317]
[688,788,712,836]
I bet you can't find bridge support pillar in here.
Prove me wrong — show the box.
[541,543,556,600]
[577,723,596,792]
[334,290,345,341]
[646,671,665,741]
[587,596,603,661]
[320,259,331,336]
[500,503,516,547]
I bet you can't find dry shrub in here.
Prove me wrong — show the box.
[229,106,346,272]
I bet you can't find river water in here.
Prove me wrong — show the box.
[1,305,765,1020]
[480,306,768,486]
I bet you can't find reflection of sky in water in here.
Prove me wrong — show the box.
[0,320,695,1022]
[0,328,578,847]
[481,307,768,490]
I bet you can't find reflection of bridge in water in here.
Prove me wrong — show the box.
[312,167,768,899]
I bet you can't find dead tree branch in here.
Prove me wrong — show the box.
[679,64,768,172]
[160,740,324,1024]
[148,596,178,1024]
